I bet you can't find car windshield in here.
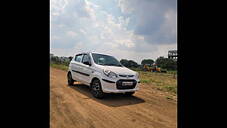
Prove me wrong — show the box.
[92,53,122,67]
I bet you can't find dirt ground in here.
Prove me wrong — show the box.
[50,67,177,128]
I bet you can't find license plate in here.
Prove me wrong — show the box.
[122,82,133,86]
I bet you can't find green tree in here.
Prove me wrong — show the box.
[156,57,177,70]
[120,59,139,68]
[128,60,139,68]
[141,59,154,66]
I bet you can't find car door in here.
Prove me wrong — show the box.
[71,54,83,81]
[80,54,93,85]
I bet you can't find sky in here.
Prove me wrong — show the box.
[50,0,177,64]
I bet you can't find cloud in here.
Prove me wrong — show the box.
[51,0,68,16]
[50,0,177,63]
[79,29,87,35]
[66,31,78,37]
[118,0,177,44]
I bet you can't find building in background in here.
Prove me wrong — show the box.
[168,50,177,61]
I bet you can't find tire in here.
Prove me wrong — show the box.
[91,79,105,99]
[67,72,74,86]
[124,92,135,96]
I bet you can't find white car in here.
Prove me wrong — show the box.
[67,52,140,98]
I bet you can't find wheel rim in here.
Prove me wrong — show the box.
[92,81,100,96]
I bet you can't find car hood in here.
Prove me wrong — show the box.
[96,65,136,75]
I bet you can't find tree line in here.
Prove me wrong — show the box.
[50,55,73,66]
[120,57,177,71]
[50,54,177,71]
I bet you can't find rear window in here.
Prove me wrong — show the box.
[74,54,83,62]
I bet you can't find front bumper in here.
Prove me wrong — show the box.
[100,78,140,93]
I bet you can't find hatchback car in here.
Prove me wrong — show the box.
[67,52,140,98]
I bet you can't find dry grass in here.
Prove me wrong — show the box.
[138,71,177,95]
[50,63,68,71]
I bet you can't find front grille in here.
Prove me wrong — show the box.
[119,75,134,77]
[116,79,137,89]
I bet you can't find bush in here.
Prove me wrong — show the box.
[141,59,154,66]
[50,63,68,71]
[50,56,71,66]
[156,57,177,70]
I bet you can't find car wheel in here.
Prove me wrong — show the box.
[67,72,74,86]
[124,92,135,96]
[91,79,105,99]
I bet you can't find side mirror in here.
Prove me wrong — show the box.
[83,61,91,66]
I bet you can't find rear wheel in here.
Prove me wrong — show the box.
[91,79,105,99]
[67,72,74,86]
[124,92,135,96]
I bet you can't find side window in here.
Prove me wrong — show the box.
[82,54,90,63]
[74,54,83,62]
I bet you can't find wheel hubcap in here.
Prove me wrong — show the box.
[92,82,100,95]
[93,83,99,91]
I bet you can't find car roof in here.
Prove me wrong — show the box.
[74,52,89,56]
[90,52,112,56]
[74,52,112,57]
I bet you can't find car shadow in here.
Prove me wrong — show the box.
[69,83,145,107]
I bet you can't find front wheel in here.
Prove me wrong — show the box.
[91,79,105,99]
[67,72,74,86]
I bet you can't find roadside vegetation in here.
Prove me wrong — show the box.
[50,63,68,71]
[138,71,177,95]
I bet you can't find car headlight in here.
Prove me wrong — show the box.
[103,69,118,79]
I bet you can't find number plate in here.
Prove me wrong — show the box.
[122,82,133,86]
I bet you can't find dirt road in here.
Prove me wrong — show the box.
[50,68,177,128]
